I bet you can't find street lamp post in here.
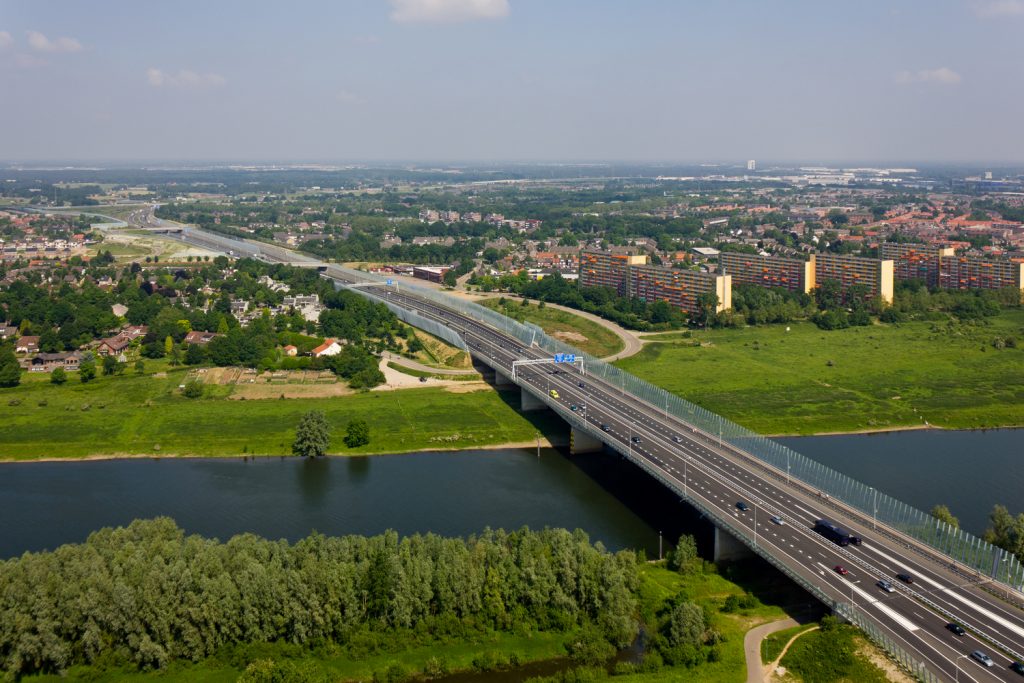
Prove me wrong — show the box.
[786,451,791,485]
[871,487,878,530]
[849,579,860,606]
[955,653,969,683]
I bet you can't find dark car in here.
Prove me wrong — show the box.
[672,436,683,443]
[600,424,610,432]
[578,382,585,388]
[630,436,641,444]
[1009,661,1024,676]
[736,501,749,512]
[946,623,966,636]
[896,573,914,584]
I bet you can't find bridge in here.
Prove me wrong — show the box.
[165,227,1024,683]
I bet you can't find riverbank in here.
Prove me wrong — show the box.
[0,367,565,461]
[616,311,1024,436]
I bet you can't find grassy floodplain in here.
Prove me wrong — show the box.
[479,298,625,358]
[616,310,1024,435]
[0,363,559,461]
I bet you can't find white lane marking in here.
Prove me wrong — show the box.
[863,543,1024,640]
[792,503,819,519]
[816,563,918,632]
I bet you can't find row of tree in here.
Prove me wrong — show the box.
[0,519,640,677]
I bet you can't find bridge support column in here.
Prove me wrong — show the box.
[713,526,753,563]
[570,427,604,455]
[520,388,548,412]
[494,371,515,387]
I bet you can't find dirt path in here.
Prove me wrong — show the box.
[764,624,820,683]
[744,618,800,683]
[381,351,478,375]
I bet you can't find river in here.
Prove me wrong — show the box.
[0,429,1019,559]
[778,428,1023,536]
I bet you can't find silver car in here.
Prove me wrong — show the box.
[971,651,994,667]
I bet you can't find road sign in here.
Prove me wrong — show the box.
[553,353,576,364]
[386,279,394,286]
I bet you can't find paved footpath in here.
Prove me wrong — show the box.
[744,617,800,683]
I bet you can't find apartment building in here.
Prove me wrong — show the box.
[719,252,814,294]
[579,250,647,296]
[939,255,1024,292]
[880,243,955,288]
[814,253,894,304]
[629,263,731,314]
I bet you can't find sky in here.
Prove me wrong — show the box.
[1,0,1023,164]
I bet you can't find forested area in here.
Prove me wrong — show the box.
[0,519,640,677]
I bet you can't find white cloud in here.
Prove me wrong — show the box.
[894,67,962,85]
[972,0,1024,17]
[26,30,82,53]
[335,89,367,105]
[388,0,509,23]
[146,67,226,88]
[0,31,12,49]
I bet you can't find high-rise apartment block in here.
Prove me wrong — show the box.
[880,243,955,288]
[939,255,1024,292]
[580,251,729,314]
[746,160,756,171]
[814,253,894,304]
[719,252,814,293]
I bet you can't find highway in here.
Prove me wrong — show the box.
[158,223,1024,683]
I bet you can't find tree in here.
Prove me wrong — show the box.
[292,410,330,457]
[50,367,67,384]
[134,359,145,374]
[668,534,699,574]
[442,269,457,288]
[0,345,20,388]
[101,355,122,376]
[693,291,718,328]
[185,343,205,365]
[79,357,96,383]
[667,599,706,648]
[164,335,174,357]
[344,419,370,448]
[930,504,959,529]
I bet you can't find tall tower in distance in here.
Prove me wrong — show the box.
[746,159,756,171]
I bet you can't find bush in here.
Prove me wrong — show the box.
[50,367,67,384]
[181,379,204,399]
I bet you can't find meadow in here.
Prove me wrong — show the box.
[616,311,1024,435]
[0,364,559,460]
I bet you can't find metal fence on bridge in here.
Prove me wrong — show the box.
[339,266,1024,594]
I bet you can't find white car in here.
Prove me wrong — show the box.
[971,651,994,667]
[770,515,784,525]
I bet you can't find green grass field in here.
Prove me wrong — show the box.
[0,365,560,460]
[479,298,625,358]
[617,311,1024,435]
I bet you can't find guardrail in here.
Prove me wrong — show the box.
[333,265,1024,594]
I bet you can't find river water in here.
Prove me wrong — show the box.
[0,429,1019,559]
[778,428,1023,536]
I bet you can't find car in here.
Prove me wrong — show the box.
[569,404,578,411]
[418,376,428,383]
[848,535,863,546]
[600,424,610,432]
[834,565,849,575]
[1010,661,1024,675]
[945,623,966,636]
[630,436,641,444]
[549,389,559,399]
[672,436,683,444]
[578,382,585,388]
[770,515,784,525]
[971,651,994,668]
[896,572,914,584]
[736,501,749,512]
[876,580,895,593]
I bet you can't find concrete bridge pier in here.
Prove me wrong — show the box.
[713,526,754,562]
[520,389,548,412]
[494,371,515,387]
[570,427,604,455]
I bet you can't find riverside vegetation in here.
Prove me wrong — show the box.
[0,519,896,683]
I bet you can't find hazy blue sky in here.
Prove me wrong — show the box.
[1,0,1022,163]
